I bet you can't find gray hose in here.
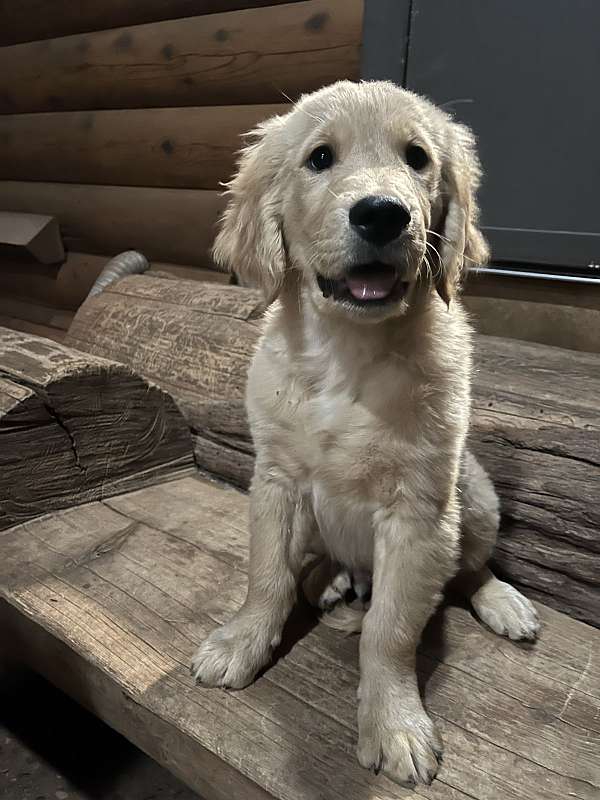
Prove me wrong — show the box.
[88,250,150,298]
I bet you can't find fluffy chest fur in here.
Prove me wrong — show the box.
[247,291,472,567]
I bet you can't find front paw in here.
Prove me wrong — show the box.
[357,683,442,787]
[191,617,274,689]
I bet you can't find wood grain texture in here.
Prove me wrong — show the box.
[0,326,195,530]
[66,280,600,626]
[0,105,286,189]
[0,0,363,114]
[0,182,226,266]
[468,337,600,625]
[0,252,229,311]
[0,0,306,46]
[66,277,260,484]
[1,475,598,800]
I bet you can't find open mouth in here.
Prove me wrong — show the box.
[316,262,408,307]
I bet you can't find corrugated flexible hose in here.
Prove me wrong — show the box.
[87,250,150,297]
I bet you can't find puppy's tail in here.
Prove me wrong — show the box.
[320,603,365,634]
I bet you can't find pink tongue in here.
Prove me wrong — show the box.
[346,268,398,301]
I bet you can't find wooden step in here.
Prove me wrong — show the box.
[1,474,598,800]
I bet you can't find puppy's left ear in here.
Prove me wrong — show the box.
[213,115,288,304]
[436,121,490,305]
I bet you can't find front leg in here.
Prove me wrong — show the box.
[357,502,460,786]
[191,471,312,688]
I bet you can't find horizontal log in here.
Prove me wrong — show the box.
[0,252,229,311]
[0,1,305,46]
[66,278,262,419]
[66,279,600,626]
[66,276,260,483]
[0,326,195,529]
[0,315,66,343]
[0,0,362,114]
[0,182,225,267]
[0,253,107,310]
[463,295,600,354]
[0,297,73,330]
[149,263,230,284]
[0,105,286,189]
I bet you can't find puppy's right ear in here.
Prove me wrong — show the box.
[213,115,287,304]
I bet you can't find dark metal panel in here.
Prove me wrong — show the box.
[403,0,600,271]
[360,0,412,83]
[485,228,600,272]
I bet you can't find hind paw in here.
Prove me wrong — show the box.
[472,578,540,641]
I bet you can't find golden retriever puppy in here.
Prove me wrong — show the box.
[191,80,539,787]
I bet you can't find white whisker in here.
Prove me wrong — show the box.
[425,229,451,245]
[425,229,479,265]
[425,240,443,267]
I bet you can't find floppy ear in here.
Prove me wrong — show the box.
[213,116,287,303]
[436,121,490,305]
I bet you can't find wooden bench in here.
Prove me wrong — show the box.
[1,279,599,799]
[2,476,598,800]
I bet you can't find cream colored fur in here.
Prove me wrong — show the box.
[191,81,539,788]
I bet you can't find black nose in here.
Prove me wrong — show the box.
[349,196,411,246]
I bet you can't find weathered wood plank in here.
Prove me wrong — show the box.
[1,475,598,800]
[0,252,229,312]
[0,0,306,46]
[66,278,259,485]
[66,280,600,626]
[66,278,262,413]
[149,263,230,284]
[0,0,362,114]
[0,105,286,189]
[0,327,195,530]
[0,182,225,267]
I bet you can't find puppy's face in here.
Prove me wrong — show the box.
[283,86,441,321]
[214,81,489,322]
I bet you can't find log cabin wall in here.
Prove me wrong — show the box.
[0,0,364,340]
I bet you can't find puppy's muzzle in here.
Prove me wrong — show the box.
[349,196,411,247]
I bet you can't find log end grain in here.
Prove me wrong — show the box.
[0,326,195,530]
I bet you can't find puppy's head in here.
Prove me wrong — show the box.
[214,81,488,321]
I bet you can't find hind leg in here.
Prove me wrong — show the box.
[303,560,372,612]
[455,451,540,641]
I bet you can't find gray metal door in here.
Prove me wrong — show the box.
[362,0,600,274]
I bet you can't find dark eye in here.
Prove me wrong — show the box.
[307,145,334,171]
[406,144,429,171]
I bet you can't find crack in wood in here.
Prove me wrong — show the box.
[489,432,600,468]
